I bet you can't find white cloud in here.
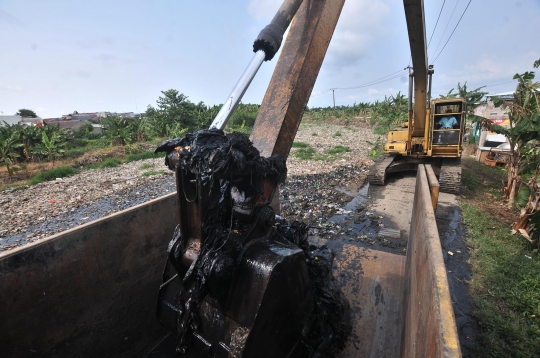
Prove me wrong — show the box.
[368,88,380,95]
[437,50,540,87]
[325,0,391,68]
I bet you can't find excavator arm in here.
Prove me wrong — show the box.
[403,0,428,137]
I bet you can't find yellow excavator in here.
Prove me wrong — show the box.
[368,3,466,194]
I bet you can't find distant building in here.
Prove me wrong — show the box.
[0,115,43,127]
[71,113,98,121]
[0,115,22,126]
[44,118,85,130]
[473,92,513,147]
[96,111,135,119]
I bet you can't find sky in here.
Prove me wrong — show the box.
[0,0,539,118]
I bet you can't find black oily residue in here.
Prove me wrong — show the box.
[156,128,286,187]
[277,220,351,357]
[156,129,287,353]
[155,129,350,357]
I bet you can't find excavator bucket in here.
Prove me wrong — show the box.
[154,130,350,357]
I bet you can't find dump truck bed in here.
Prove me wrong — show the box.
[0,166,460,357]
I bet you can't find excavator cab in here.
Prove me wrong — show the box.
[429,99,467,155]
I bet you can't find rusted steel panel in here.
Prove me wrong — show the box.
[403,0,428,137]
[425,164,440,213]
[0,193,178,358]
[250,0,345,158]
[401,165,461,358]
[337,246,406,358]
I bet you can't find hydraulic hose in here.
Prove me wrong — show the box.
[210,0,304,130]
[253,0,304,61]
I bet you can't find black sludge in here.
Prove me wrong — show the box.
[156,129,349,357]
[277,220,352,358]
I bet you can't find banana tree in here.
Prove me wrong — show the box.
[0,130,23,176]
[485,71,540,206]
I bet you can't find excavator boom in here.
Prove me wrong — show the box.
[403,0,428,136]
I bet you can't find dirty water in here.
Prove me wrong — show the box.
[435,199,477,357]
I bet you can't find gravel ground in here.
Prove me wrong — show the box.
[0,121,378,251]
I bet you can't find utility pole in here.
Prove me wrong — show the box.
[332,88,336,109]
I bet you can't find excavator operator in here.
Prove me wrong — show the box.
[439,109,458,129]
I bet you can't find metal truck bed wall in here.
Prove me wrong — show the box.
[401,165,461,357]
[0,193,178,358]
[0,167,461,357]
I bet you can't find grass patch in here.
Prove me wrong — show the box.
[294,147,316,160]
[29,166,79,185]
[461,160,540,357]
[312,133,318,136]
[142,170,166,177]
[85,158,122,170]
[326,145,351,155]
[65,138,109,158]
[292,141,310,148]
[334,131,342,137]
[126,151,165,163]
[140,163,153,170]
[462,158,506,198]
[462,202,540,357]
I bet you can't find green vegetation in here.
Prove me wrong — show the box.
[126,151,165,163]
[303,102,371,121]
[16,109,37,118]
[366,137,383,159]
[140,163,153,170]
[312,132,318,136]
[293,146,316,160]
[334,131,342,137]
[29,166,79,185]
[461,159,540,357]
[292,141,310,148]
[326,145,350,155]
[292,144,351,162]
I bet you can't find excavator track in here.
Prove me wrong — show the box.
[438,158,462,194]
[368,155,396,186]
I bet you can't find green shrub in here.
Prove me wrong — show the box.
[326,145,351,155]
[29,166,79,185]
[294,147,316,160]
[126,151,165,162]
[292,141,309,148]
[85,157,122,169]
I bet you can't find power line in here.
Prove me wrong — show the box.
[484,80,516,88]
[427,0,446,49]
[310,69,408,98]
[433,0,461,56]
[334,69,407,90]
[433,0,472,63]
